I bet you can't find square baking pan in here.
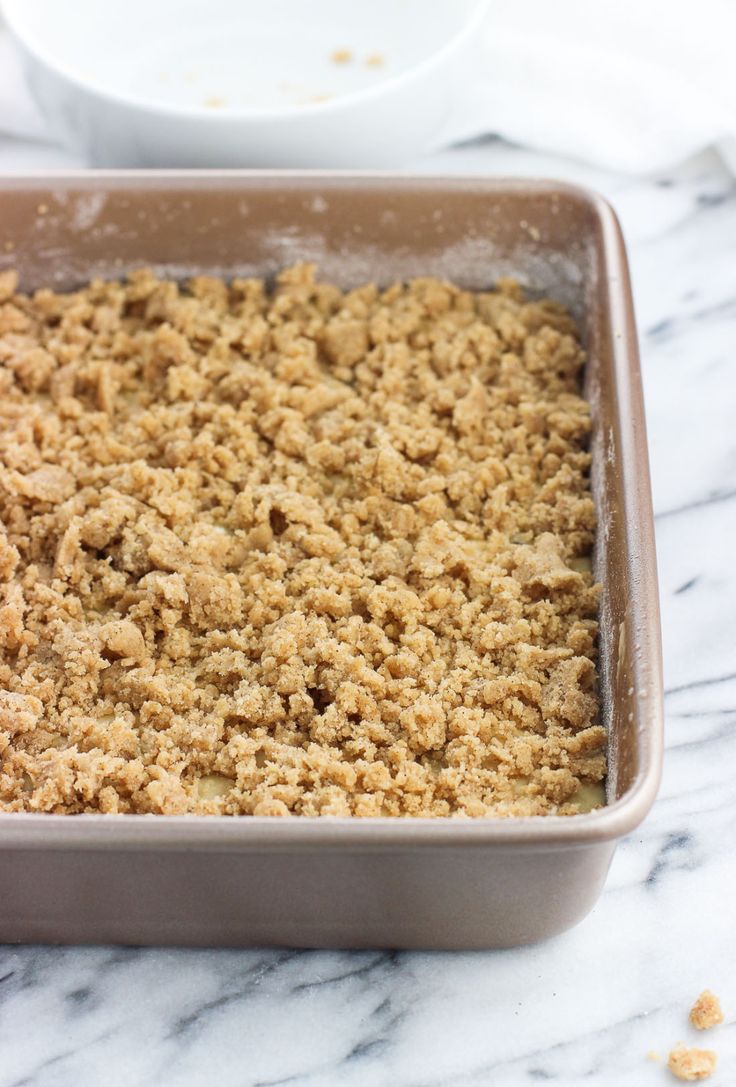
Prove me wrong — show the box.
[0,173,663,949]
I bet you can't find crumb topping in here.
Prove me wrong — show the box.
[689,991,724,1031]
[0,265,603,816]
[668,1045,717,1081]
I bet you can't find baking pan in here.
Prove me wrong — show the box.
[0,174,663,949]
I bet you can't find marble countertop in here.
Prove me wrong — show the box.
[0,136,734,1086]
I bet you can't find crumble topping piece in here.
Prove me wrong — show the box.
[689,991,724,1031]
[0,265,603,816]
[667,1045,717,1081]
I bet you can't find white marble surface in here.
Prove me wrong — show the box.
[0,132,735,1084]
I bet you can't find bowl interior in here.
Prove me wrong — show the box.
[5,0,481,113]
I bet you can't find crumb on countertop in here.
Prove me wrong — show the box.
[203,96,226,109]
[330,48,352,64]
[667,1045,717,1081]
[0,264,603,817]
[689,991,724,1031]
[365,53,384,67]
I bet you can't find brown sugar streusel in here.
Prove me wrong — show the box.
[0,264,604,817]
[667,1045,717,1081]
[689,990,724,1031]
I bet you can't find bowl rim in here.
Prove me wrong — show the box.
[2,0,489,121]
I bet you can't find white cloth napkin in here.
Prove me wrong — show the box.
[2,0,736,174]
[443,0,736,174]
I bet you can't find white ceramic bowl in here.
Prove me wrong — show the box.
[3,0,488,168]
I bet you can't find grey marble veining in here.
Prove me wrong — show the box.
[1,144,735,1087]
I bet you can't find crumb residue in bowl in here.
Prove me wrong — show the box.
[0,265,604,816]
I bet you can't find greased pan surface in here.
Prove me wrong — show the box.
[0,174,663,948]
